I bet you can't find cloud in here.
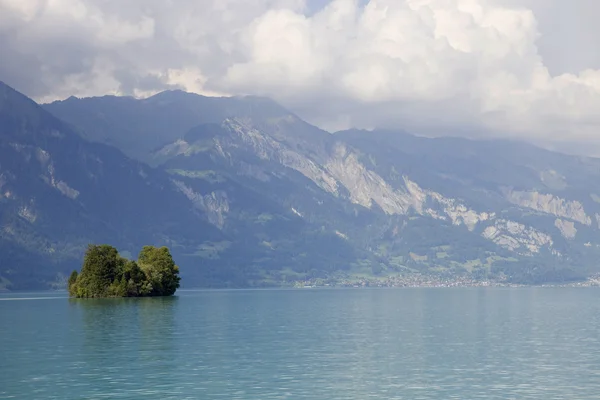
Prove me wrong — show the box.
[1,0,600,152]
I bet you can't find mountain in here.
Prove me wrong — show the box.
[150,118,596,284]
[0,87,587,288]
[335,129,600,282]
[44,90,600,285]
[43,91,308,163]
[0,83,359,290]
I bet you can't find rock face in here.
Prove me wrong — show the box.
[29,87,600,286]
[505,189,591,226]
[174,181,230,229]
[482,220,553,254]
[554,219,577,239]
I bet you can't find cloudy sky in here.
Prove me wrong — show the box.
[1,0,599,153]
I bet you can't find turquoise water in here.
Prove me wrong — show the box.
[1,288,600,399]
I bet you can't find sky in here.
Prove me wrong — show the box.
[1,0,600,153]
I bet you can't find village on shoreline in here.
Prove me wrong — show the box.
[291,273,600,289]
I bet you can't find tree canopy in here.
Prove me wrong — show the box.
[68,244,180,298]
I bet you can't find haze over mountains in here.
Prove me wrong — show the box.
[2,80,600,289]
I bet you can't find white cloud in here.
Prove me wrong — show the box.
[1,0,600,151]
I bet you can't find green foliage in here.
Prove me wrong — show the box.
[67,270,78,294]
[68,244,180,298]
[138,246,181,296]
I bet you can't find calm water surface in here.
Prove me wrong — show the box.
[1,288,600,399]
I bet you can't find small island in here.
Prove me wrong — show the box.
[68,244,181,298]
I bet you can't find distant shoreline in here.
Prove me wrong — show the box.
[287,273,600,289]
[3,275,600,293]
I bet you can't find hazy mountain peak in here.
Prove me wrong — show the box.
[42,91,316,161]
[143,89,208,103]
[0,81,42,113]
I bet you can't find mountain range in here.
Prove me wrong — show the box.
[2,81,600,289]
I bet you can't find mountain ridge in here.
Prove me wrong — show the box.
[3,83,600,288]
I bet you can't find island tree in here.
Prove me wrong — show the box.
[68,244,180,298]
[138,245,181,296]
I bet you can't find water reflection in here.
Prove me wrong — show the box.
[67,297,179,397]
[72,297,178,346]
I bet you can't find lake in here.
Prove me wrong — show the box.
[1,288,600,399]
